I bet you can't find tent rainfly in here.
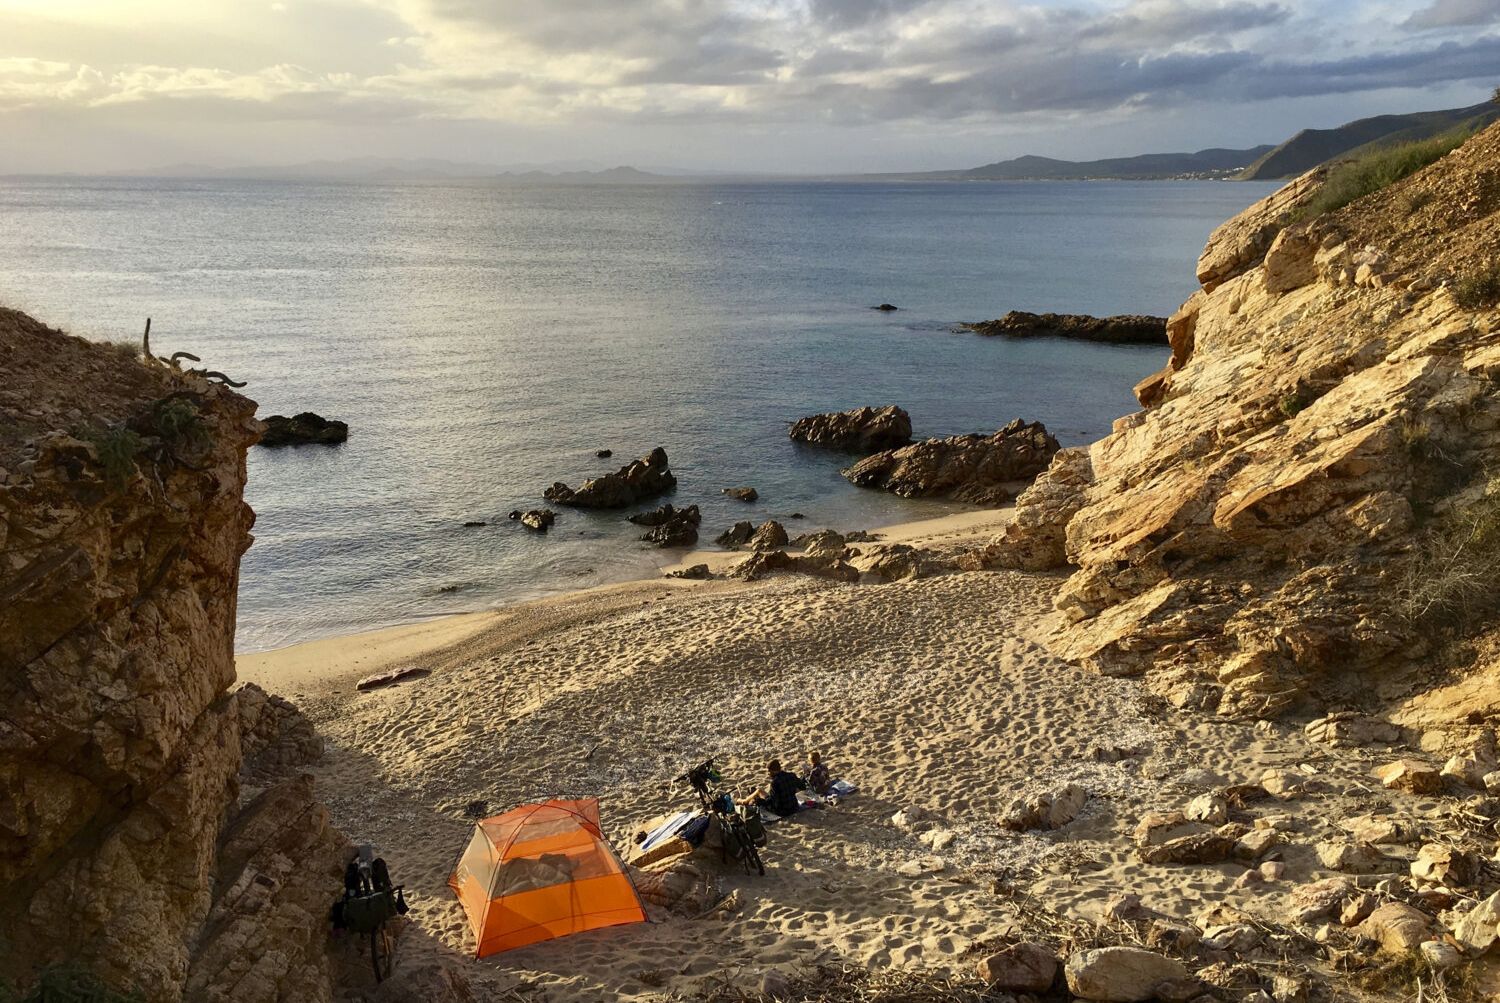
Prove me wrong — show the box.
[448,798,646,956]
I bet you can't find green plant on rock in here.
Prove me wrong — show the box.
[1453,262,1500,311]
[1290,128,1475,222]
[82,426,146,486]
[151,396,209,449]
[1278,391,1309,419]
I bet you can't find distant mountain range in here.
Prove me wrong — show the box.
[38,99,1500,185]
[1238,101,1500,179]
[855,147,1275,182]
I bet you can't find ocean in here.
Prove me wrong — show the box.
[0,176,1276,652]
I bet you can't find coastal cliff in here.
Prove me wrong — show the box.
[0,311,349,1000]
[995,121,1500,721]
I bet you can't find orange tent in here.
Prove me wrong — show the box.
[447,798,647,956]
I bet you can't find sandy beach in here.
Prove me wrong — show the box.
[235,506,1412,1001]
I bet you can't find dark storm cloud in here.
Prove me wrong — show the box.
[1244,35,1500,98]
[1404,0,1500,29]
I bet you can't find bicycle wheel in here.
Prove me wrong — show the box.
[370,924,394,983]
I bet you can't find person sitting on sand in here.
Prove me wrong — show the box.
[805,751,832,797]
[745,759,806,817]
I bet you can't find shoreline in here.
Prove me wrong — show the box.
[236,504,1014,696]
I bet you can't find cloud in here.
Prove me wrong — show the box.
[1405,0,1500,29]
[0,0,1496,138]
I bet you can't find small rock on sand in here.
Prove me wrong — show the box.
[1374,758,1442,793]
[1064,946,1186,1002]
[975,942,1057,992]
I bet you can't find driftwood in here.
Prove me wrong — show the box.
[355,666,430,692]
[140,317,249,387]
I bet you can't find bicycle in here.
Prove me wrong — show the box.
[334,844,407,982]
[676,758,766,876]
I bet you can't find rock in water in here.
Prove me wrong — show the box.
[596,448,613,457]
[962,311,1167,345]
[520,509,556,532]
[258,411,348,447]
[722,486,759,502]
[842,419,1059,505]
[715,521,755,548]
[1064,947,1187,1002]
[545,446,676,508]
[873,303,899,311]
[640,505,700,547]
[788,405,912,452]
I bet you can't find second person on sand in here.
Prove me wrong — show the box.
[745,759,806,817]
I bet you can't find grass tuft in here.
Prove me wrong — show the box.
[1453,263,1500,311]
[104,340,141,362]
[1398,480,1500,633]
[1291,128,1474,222]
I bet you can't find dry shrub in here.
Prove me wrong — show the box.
[1398,482,1500,632]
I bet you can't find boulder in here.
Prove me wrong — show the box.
[1411,844,1477,886]
[715,521,755,548]
[1374,759,1442,794]
[666,564,711,580]
[1260,769,1306,800]
[1064,946,1187,1002]
[721,486,758,502]
[1345,814,1421,846]
[842,418,1059,505]
[975,942,1057,992]
[639,505,700,548]
[520,508,556,532]
[1287,878,1354,924]
[873,303,899,311]
[596,448,613,458]
[1357,902,1435,955]
[1185,793,1229,824]
[1234,828,1281,861]
[1451,890,1500,954]
[961,312,1167,345]
[795,530,847,559]
[1304,712,1400,748]
[747,520,789,551]
[1001,783,1085,831]
[257,411,348,447]
[628,503,692,526]
[544,447,676,508]
[1139,830,1238,866]
[848,543,954,582]
[1442,754,1492,789]
[788,405,913,452]
[1314,839,1400,874]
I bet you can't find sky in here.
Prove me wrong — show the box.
[0,0,1496,174]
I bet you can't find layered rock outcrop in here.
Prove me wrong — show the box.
[995,122,1500,719]
[961,311,1166,345]
[0,310,349,1000]
[788,406,913,452]
[545,446,676,508]
[843,419,1060,505]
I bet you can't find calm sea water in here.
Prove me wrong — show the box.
[0,177,1275,651]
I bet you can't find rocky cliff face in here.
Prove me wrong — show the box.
[996,122,1500,720]
[0,311,347,1000]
